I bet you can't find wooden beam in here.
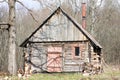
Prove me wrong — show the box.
[0,22,9,25]
[0,22,9,30]
[28,40,89,43]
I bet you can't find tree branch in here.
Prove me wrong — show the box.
[16,0,38,23]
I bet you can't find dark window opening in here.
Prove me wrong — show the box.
[75,47,80,56]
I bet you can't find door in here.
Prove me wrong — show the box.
[47,46,62,72]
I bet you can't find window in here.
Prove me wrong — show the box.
[75,47,80,56]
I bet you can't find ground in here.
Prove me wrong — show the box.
[0,66,120,80]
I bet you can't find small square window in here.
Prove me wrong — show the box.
[75,47,80,56]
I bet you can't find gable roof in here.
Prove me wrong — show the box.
[20,7,102,49]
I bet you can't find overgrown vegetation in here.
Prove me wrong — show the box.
[28,72,120,80]
[4,69,120,80]
[0,65,120,80]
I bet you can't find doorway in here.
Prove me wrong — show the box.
[47,46,62,72]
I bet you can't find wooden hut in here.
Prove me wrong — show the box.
[20,7,102,73]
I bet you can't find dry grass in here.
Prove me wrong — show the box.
[27,71,120,80]
[0,66,120,80]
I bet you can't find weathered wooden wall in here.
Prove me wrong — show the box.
[30,11,87,42]
[26,42,93,72]
[63,42,89,72]
[30,43,47,72]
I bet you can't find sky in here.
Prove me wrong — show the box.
[0,0,106,12]
[18,0,41,10]
[0,0,42,10]
[0,0,64,9]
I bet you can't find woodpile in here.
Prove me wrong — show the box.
[24,63,31,77]
[17,63,32,79]
[17,52,32,79]
[82,63,102,76]
[82,53,102,75]
[17,69,24,79]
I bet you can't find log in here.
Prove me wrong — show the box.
[0,22,9,25]
[0,22,9,30]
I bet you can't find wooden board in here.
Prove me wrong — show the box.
[47,47,62,72]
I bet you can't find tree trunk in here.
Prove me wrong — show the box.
[8,0,17,75]
[91,0,95,35]
[87,0,96,36]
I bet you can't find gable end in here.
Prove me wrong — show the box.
[20,7,102,49]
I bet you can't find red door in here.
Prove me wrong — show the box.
[47,47,62,72]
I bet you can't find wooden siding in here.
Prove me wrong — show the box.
[63,42,89,72]
[28,42,90,72]
[47,52,62,72]
[30,43,47,72]
[30,11,87,42]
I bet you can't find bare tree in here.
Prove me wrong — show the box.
[0,0,39,75]
[8,0,17,75]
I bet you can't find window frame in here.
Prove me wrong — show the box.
[72,44,81,59]
[75,46,80,56]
